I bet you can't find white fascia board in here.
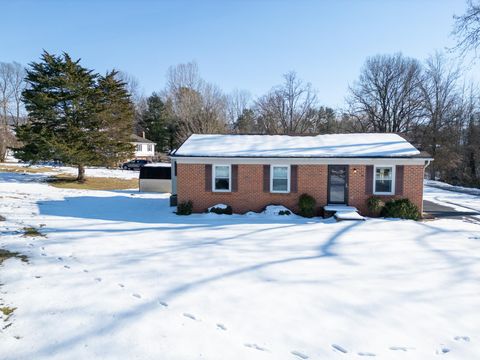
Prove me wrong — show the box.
[170,156,429,166]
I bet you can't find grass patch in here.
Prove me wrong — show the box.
[0,306,16,317]
[47,175,138,190]
[0,165,59,174]
[0,249,28,265]
[22,227,45,237]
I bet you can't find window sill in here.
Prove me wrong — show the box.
[373,192,394,196]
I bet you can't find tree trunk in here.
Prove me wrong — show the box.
[77,164,85,182]
[0,125,7,162]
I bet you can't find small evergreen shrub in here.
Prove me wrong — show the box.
[177,200,193,215]
[381,198,420,220]
[366,196,384,216]
[209,205,233,215]
[298,193,316,218]
[278,210,291,216]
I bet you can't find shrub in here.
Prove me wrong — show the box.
[381,198,420,220]
[177,200,193,215]
[209,205,233,215]
[366,196,384,216]
[298,193,316,218]
[278,210,291,216]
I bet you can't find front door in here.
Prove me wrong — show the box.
[328,165,348,204]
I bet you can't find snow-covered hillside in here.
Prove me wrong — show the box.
[0,172,479,359]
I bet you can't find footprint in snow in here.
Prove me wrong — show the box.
[454,336,470,342]
[132,293,142,299]
[158,301,168,307]
[436,347,450,355]
[216,323,227,331]
[118,283,125,288]
[63,265,70,269]
[57,257,63,261]
[83,269,89,273]
[389,346,408,352]
[331,344,348,353]
[41,253,47,257]
[358,352,376,357]
[291,350,309,359]
[95,277,102,282]
[183,313,197,321]
[244,343,267,352]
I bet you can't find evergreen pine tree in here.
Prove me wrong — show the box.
[15,51,134,181]
[140,92,171,152]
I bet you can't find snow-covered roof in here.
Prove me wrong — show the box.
[172,133,424,158]
[144,163,171,167]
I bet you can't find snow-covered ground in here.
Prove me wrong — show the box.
[0,172,479,359]
[424,180,480,214]
[0,162,139,179]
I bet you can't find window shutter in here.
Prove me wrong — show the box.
[395,165,404,195]
[232,165,238,192]
[205,164,212,192]
[291,165,298,193]
[263,165,270,192]
[365,165,374,195]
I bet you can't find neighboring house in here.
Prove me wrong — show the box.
[170,133,432,215]
[131,133,155,160]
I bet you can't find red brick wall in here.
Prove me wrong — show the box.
[176,163,425,215]
[348,165,424,214]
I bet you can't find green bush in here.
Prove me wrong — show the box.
[177,200,193,215]
[278,210,291,216]
[366,196,384,216]
[209,205,233,215]
[298,193,316,218]
[381,198,420,220]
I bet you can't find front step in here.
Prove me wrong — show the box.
[323,205,365,221]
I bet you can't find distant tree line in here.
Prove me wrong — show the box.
[2,0,480,186]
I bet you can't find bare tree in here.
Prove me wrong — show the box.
[418,52,462,179]
[453,0,480,57]
[8,62,26,126]
[458,83,480,184]
[255,72,319,134]
[164,62,228,142]
[0,62,26,161]
[116,71,142,104]
[347,53,424,133]
[227,89,251,128]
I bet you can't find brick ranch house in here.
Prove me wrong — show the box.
[170,133,432,215]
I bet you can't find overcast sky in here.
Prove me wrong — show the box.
[1,0,474,108]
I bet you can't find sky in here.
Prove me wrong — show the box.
[0,0,473,108]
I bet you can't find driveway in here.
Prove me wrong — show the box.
[423,200,480,219]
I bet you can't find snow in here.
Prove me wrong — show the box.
[334,211,364,221]
[144,163,171,168]
[173,133,422,158]
[0,170,479,359]
[262,205,293,216]
[324,205,358,212]
[424,180,480,214]
[0,162,139,179]
[208,203,229,211]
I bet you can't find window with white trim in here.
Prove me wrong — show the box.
[271,165,290,193]
[213,165,231,192]
[147,144,152,152]
[374,166,395,195]
[136,144,142,152]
